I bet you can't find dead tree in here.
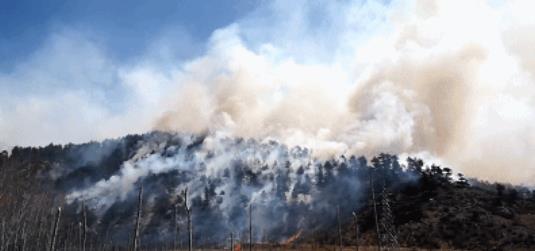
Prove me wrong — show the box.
[248,204,253,251]
[173,201,180,250]
[337,205,343,251]
[230,232,234,251]
[83,202,87,251]
[352,212,359,251]
[20,224,27,251]
[132,185,143,251]
[1,219,5,251]
[184,188,193,251]
[79,201,87,251]
[78,222,82,251]
[370,171,381,251]
[49,207,62,251]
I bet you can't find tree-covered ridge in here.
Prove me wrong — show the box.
[1,132,534,251]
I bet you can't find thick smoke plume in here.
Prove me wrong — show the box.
[2,0,535,184]
[154,0,535,184]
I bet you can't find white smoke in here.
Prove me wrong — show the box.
[3,0,535,184]
[66,132,345,242]
[66,133,313,210]
[156,0,535,184]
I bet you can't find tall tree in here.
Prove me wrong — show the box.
[132,185,143,251]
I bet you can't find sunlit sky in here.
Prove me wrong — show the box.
[0,0,262,69]
[1,0,535,183]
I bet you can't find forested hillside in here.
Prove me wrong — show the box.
[1,132,535,251]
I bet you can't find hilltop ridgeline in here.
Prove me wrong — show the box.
[1,131,535,251]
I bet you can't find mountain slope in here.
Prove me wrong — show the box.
[1,132,534,250]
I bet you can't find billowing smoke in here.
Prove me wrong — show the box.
[154,0,535,184]
[65,132,376,245]
[57,1,535,244]
[2,0,535,184]
[67,133,313,210]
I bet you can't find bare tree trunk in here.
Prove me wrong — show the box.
[249,204,253,251]
[173,203,179,250]
[78,222,82,251]
[132,185,143,251]
[102,225,111,251]
[370,171,381,251]
[21,224,27,251]
[49,207,62,251]
[36,214,45,251]
[352,212,359,251]
[82,202,87,251]
[337,206,343,251]
[230,232,234,251]
[184,188,192,251]
[14,226,19,251]
[1,219,5,251]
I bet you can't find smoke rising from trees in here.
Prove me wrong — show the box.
[2,0,535,183]
[155,1,535,184]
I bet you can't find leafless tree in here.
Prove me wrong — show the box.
[132,185,143,251]
[173,201,180,250]
[184,188,193,251]
[337,205,343,251]
[370,171,381,251]
[249,204,253,251]
[78,201,87,251]
[49,207,62,251]
[230,232,234,251]
[352,211,359,251]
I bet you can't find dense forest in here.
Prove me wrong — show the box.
[1,131,535,251]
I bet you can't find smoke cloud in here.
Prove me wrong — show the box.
[65,132,369,244]
[155,0,535,184]
[3,0,535,184]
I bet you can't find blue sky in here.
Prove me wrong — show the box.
[3,0,535,183]
[0,0,399,148]
[0,0,261,69]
